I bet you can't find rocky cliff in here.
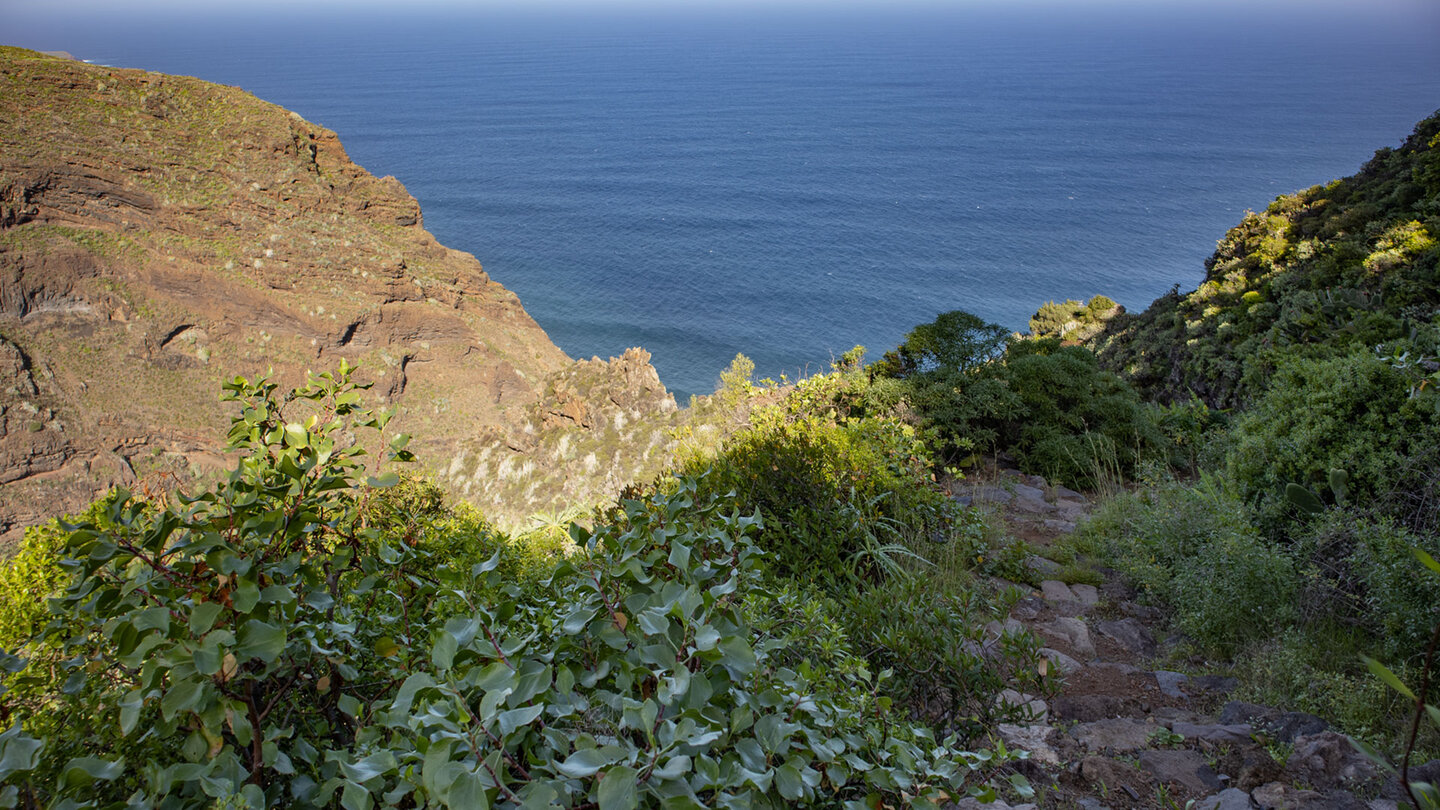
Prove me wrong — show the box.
[0,47,683,542]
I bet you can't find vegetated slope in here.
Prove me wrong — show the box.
[1090,111,1440,409]
[0,47,697,544]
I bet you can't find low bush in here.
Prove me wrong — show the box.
[1225,349,1440,539]
[680,404,952,592]
[0,366,1026,808]
[871,311,1169,487]
[998,339,1166,489]
[1232,628,1435,759]
[1074,472,1295,654]
[846,576,1054,738]
[1295,510,1440,664]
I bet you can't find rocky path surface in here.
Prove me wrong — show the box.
[948,472,1425,810]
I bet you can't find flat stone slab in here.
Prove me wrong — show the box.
[1155,670,1188,698]
[1169,721,1253,746]
[1193,787,1252,810]
[1053,694,1129,722]
[1070,583,1100,607]
[1219,701,1328,742]
[1251,781,1329,809]
[1041,579,1076,602]
[1141,749,1225,794]
[997,689,1048,722]
[1087,661,1140,677]
[1190,674,1239,694]
[1012,483,1047,502]
[1011,494,1054,514]
[997,723,1060,766]
[1039,616,1096,658]
[1041,647,1083,675]
[1097,617,1157,656]
[984,617,1027,639]
[1053,485,1088,502]
[1072,718,1159,752]
[974,486,1013,504]
[1026,555,1062,578]
[1010,596,1045,620]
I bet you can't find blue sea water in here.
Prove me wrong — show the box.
[7,3,1440,398]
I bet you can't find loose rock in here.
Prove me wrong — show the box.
[1096,618,1157,656]
[1072,718,1159,752]
[1193,787,1253,810]
[1038,617,1096,658]
[1070,583,1100,607]
[997,723,1061,766]
[1141,749,1225,795]
[1154,670,1188,699]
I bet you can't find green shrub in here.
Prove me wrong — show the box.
[0,512,98,651]
[1233,628,1434,759]
[1224,349,1440,539]
[846,575,1054,737]
[0,367,1026,808]
[681,405,952,592]
[1294,511,1440,663]
[1075,472,1295,654]
[876,310,1011,378]
[998,340,1166,489]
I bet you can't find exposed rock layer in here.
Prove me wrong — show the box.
[0,47,681,543]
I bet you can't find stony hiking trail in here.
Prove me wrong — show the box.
[947,473,1428,810]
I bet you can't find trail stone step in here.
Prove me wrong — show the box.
[1040,579,1076,602]
[1141,749,1225,795]
[1026,555,1062,578]
[1193,787,1251,810]
[1038,617,1095,658]
[997,723,1060,766]
[1041,647,1083,674]
[1219,701,1328,742]
[1251,781,1332,809]
[1166,721,1253,746]
[1096,617,1157,656]
[1071,718,1159,752]
[1070,583,1100,607]
[997,689,1049,722]
[1155,670,1188,698]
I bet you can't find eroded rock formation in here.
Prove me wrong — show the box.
[0,47,684,544]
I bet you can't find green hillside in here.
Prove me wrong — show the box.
[1092,112,1440,410]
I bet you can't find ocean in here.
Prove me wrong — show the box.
[8,2,1440,398]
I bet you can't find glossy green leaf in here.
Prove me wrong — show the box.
[1416,548,1440,577]
[0,727,43,778]
[445,768,489,810]
[60,756,125,787]
[597,765,638,810]
[340,781,372,810]
[232,578,261,614]
[432,631,458,670]
[235,620,287,664]
[367,472,400,489]
[161,679,206,721]
[189,601,224,635]
[558,747,618,779]
[774,763,804,801]
[497,705,544,736]
[133,606,171,633]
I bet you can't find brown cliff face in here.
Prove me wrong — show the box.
[0,47,586,544]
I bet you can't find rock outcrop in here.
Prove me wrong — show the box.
[0,47,683,544]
